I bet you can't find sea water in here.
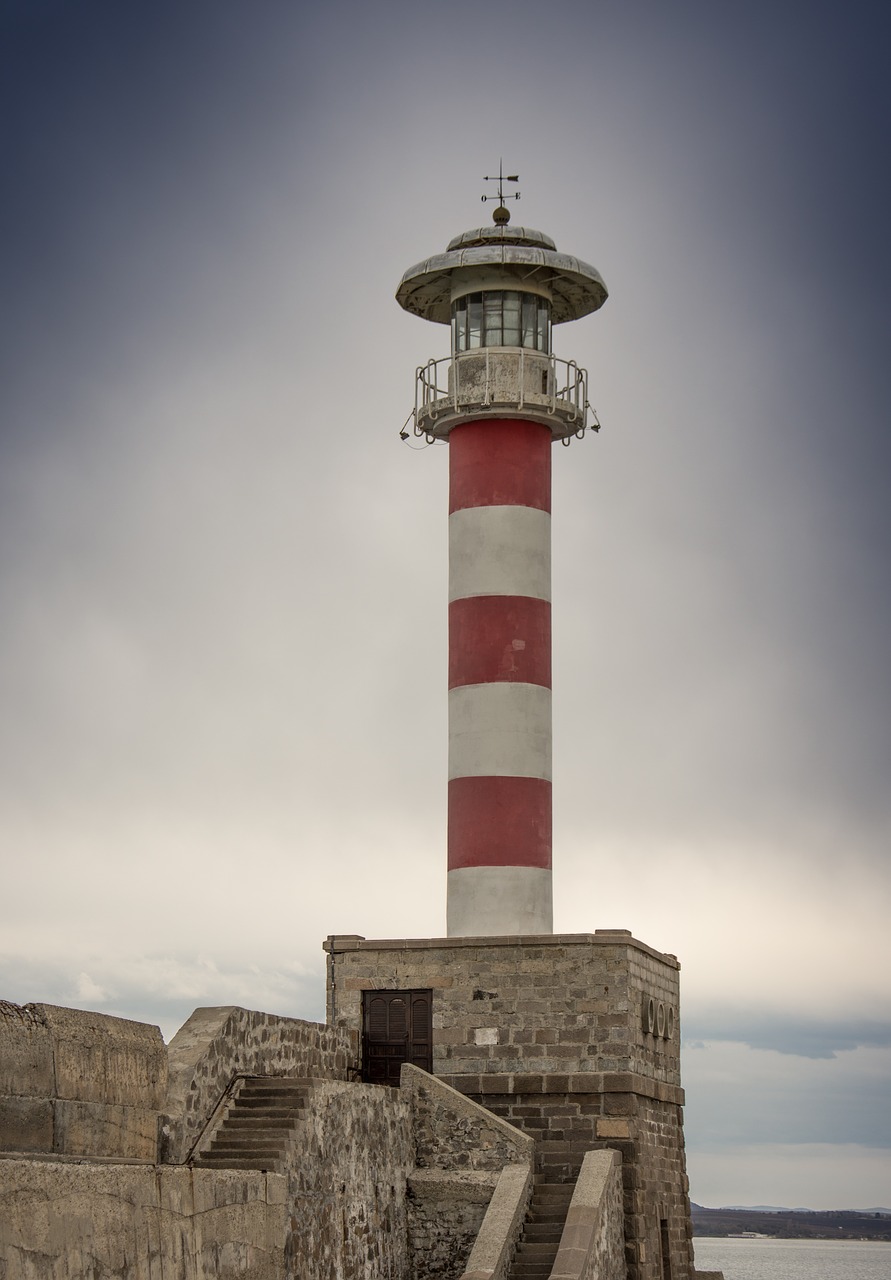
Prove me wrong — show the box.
[693,1236,891,1279]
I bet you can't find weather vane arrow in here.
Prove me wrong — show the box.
[481,160,520,206]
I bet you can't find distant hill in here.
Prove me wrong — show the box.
[708,1204,891,1214]
[690,1204,891,1240]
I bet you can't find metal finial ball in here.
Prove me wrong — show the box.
[492,204,511,226]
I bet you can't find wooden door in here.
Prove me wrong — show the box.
[361,989,432,1085]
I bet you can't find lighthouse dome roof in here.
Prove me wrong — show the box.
[446,225,557,251]
[397,223,607,326]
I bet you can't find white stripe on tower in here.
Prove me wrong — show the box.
[447,416,553,937]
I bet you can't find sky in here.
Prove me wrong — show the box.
[1,0,889,1212]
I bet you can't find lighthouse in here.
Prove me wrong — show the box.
[327,192,696,1278]
[396,185,608,937]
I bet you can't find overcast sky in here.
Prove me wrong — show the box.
[1,0,889,1212]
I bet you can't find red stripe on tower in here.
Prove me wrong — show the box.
[448,596,551,689]
[447,777,552,870]
[449,418,551,514]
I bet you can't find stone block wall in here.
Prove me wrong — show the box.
[468,1084,691,1279]
[410,1170,502,1280]
[402,1065,534,1280]
[163,1005,358,1162]
[326,932,681,1086]
[402,1062,535,1172]
[325,932,694,1280]
[284,1079,413,1280]
[0,1000,166,1160]
[0,1161,286,1279]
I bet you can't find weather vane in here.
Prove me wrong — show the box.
[481,162,520,224]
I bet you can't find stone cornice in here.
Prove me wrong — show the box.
[323,932,680,969]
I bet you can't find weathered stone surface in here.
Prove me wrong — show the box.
[408,1171,496,1280]
[0,1001,165,1161]
[0,1096,53,1152]
[550,1148,625,1280]
[284,1080,413,1280]
[459,1162,532,1280]
[0,1001,53,1096]
[402,1063,534,1172]
[326,934,681,1085]
[0,1014,536,1280]
[596,1118,631,1139]
[400,1068,534,1280]
[0,1160,286,1279]
[53,1099,158,1160]
[163,1005,357,1163]
[34,1003,167,1108]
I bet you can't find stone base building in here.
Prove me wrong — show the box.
[327,930,694,1280]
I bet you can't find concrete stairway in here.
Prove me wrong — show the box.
[509,1178,574,1279]
[191,1076,312,1172]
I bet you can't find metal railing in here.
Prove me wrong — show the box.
[411,349,598,443]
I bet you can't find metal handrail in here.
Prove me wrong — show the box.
[414,351,590,438]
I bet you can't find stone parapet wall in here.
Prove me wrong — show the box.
[402,1067,534,1280]
[285,1080,413,1280]
[0,1160,286,1279]
[402,1063,534,1171]
[277,1067,534,1280]
[550,1149,625,1280]
[0,1001,166,1161]
[163,1005,357,1163]
[408,1170,500,1280]
[458,1162,533,1280]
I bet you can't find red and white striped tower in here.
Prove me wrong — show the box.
[397,200,607,936]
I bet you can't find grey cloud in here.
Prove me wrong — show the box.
[682,1040,891,1150]
[683,1013,891,1061]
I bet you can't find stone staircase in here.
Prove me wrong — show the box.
[191,1076,313,1172]
[509,1177,574,1279]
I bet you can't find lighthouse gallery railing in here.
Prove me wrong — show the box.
[412,350,598,443]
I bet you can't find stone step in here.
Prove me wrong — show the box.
[512,1259,556,1276]
[194,1157,281,1171]
[529,1202,571,1219]
[239,1077,315,1091]
[513,1243,559,1260]
[208,1134,292,1150]
[522,1223,563,1242]
[197,1157,281,1167]
[190,1076,315,1171]
[507,1178,574,1280]
[218,1116,299,1126]
[233,1095,307,1109]
[213,1120,297,1134]
[236,1085,309,1095]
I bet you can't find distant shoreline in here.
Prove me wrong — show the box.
[691,1204,891,1241]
